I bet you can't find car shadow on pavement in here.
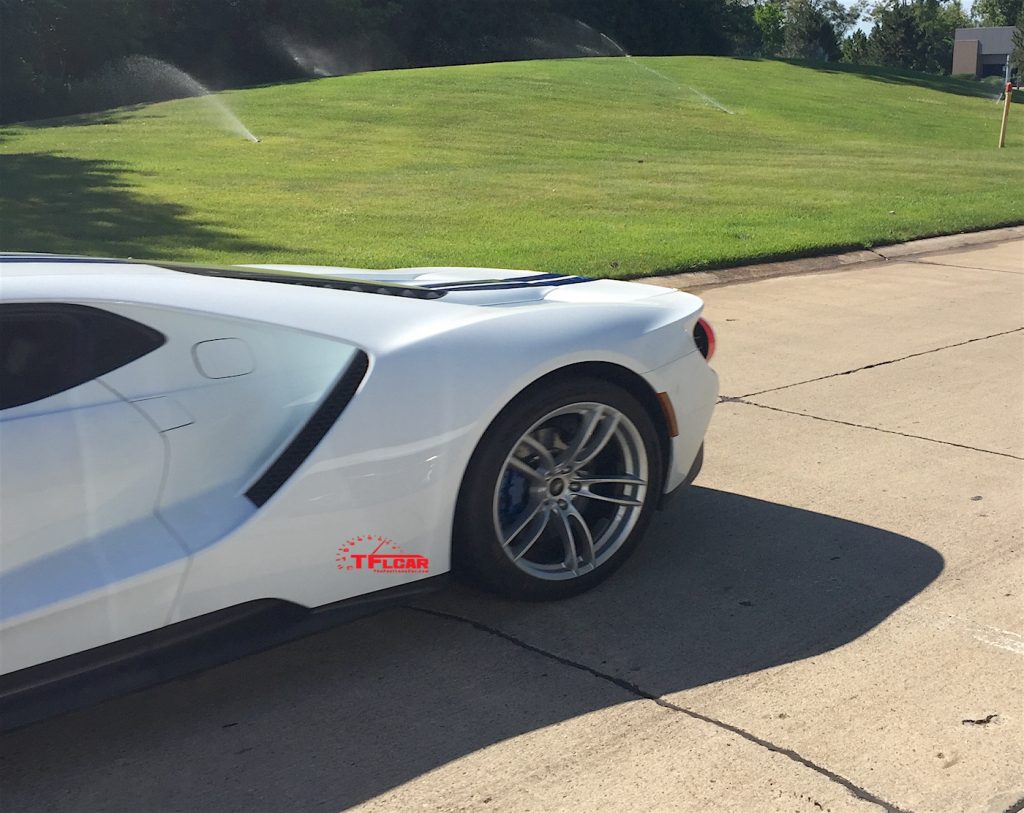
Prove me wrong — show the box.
[0,487,943,812]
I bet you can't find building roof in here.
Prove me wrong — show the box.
[954,26,1015,54]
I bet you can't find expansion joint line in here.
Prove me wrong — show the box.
[734,326,1024,400]
[721,399,1023,460]
[408,606,911,813]
[907,259,1024,276]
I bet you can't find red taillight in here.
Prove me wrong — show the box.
[694,317,715,361]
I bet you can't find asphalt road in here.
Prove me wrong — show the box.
[2,236,1022,813]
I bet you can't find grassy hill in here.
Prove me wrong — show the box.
[1,57,1020,279]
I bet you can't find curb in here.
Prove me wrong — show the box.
[639,225,1024,291]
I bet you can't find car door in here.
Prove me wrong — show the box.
[0,303,190,675]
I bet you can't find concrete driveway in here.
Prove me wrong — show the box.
[2,235,1021,813]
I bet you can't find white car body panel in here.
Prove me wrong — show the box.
[0,255,718,675]
[0,381,187,673]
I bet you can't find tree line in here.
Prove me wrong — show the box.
[1,0,1021,123]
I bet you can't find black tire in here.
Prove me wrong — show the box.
[453,376,664,600]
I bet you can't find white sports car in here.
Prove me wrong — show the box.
[0,253,717,723]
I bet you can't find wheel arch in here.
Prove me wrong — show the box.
[459,360,672,512]
[520,363,671,483]
[450,360,671,594]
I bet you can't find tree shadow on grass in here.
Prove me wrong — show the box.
[0,152,276,259]
[0,488,944,811]
[736,57,1017,102]
[1,106,151,135]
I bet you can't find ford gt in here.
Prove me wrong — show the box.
[0,253,717,724]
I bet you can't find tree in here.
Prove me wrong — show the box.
[820,0,869,37]
[866,0,968,73]
[0,0,150,120]
[754,1,785,55]
[1013,10,1024,72]
[754,1,786,55]
[0,0,867,122]
[972,0,1023,25]
[784,0,842,60]
[842,29,871,62]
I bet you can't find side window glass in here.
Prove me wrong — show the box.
[0,304,166,410]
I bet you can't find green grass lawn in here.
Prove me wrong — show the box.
[1,57,1021,279]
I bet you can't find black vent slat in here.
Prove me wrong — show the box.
[246,351,369,507]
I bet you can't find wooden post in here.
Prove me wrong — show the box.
[999,82,1013,148]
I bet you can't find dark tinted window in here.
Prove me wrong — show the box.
[0,304,165,410]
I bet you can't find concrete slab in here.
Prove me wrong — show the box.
[0,602,883,813]
[908,240,1024,275]
[701,261,1023,397]
[752,330,1024,458]
[346,689,884,813]
[419,401,1023,813]
[871,228,1024,260]
[666,405,1024,813]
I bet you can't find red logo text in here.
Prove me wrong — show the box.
[336,536,429,574]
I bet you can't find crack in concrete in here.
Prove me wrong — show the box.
[409,606,912,813]
[907,258,1024,276]
[1004,796,1024,813]
[961,713,999,726]
[722,327,1024,400]
[724,399,1024,461]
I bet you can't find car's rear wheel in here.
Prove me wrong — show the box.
[454,377,663,600]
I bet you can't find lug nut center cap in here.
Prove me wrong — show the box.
[548,478,566,497]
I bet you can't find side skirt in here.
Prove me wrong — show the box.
[0,575,449,732]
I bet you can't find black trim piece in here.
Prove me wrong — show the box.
[0,576,450,731]
[419,272,567,289]
[245,350,370,507]
[157,263,447,300]
[427,275,592,292]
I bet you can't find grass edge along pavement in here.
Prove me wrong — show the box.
[0,56,1021,281]
[641,224,1024,290]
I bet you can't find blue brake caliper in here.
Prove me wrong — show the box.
[498,468,529,527]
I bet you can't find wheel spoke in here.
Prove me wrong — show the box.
[502,499,545,546]
[509,505,552,561]
[565,504,597,567]
[508,456,546,484]
[551,509,580,573]
[572,412,621,469]
[561,407,605,466]
[576,488,642,507]
[576,474,646,487]
[518,434,556,470]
